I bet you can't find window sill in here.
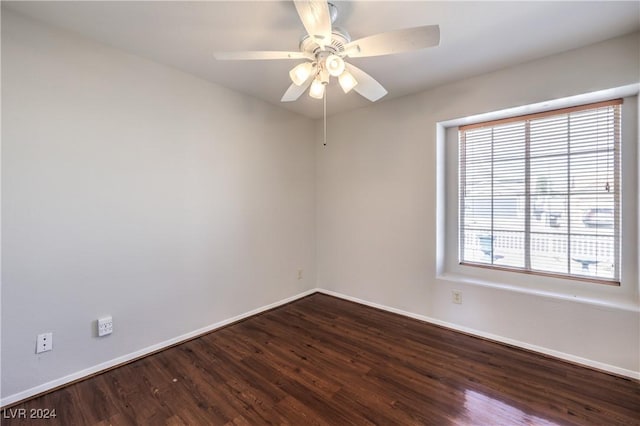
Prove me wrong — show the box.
[436,272,640,313]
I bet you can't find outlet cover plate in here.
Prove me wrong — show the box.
[98,316,113,337]
[36,332,53,353]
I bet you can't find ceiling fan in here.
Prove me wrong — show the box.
[214,0,440,103]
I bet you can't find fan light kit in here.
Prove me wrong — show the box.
[309,78,326,99]
[338,71,357,93]
[214,1,440,104]
[325,54,345,77]
[289,62,314,86]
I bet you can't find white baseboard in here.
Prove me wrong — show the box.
[317,289,640,381]
[3,286,637,407]
[0,288,319,408]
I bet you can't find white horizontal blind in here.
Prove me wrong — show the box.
[459,100,621,284]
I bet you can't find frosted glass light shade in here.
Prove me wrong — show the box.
[309,79,325,99]
[289,62,313,86]
[338,70,358,93]
[325,54,345,77]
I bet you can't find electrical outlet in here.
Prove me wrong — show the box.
[98,316,113,337]
[36,333,53,353]
[297,269,304,280]
[452,290,462,304]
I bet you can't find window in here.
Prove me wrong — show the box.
[458,99,621,284]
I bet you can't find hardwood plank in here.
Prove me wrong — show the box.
[2,293,639,425]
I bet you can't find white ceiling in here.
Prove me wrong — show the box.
[4,1,639,119]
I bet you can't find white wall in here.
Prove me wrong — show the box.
[1,10,316,400]
[317,32,640,375]
[3,7,639,406]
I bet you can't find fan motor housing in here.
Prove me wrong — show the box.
[299,27,351,57]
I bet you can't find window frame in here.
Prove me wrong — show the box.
[457,99,622,286]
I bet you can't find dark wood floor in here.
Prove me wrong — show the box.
[3,293,639,425]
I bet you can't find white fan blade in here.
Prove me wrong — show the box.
[281,77,314,102]
[294,0,332,49]
[344,25,440,58]
[214,51,313,61]
[346,64,388,102]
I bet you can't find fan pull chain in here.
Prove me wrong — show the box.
[323,90,327,146]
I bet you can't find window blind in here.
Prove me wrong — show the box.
[458,99,622,284]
